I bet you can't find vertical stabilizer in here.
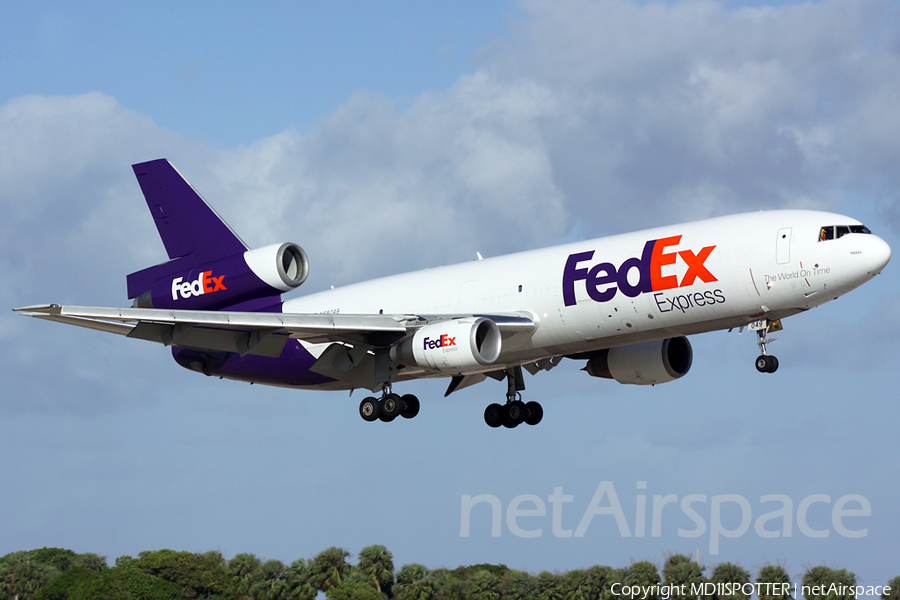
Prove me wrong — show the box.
[126,159,249,299]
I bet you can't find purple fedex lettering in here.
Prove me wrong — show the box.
[562,241,654,306]
[423,334,457,350]
[563,238,716,306]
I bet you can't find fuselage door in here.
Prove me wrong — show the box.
[776,227,792,264]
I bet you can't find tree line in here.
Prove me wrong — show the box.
[0,545,896,600]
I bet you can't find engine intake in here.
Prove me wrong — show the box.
[585,336,692,385]
[391,317,502,374]
[134,242,309,310]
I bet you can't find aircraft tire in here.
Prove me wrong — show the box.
[766,356,779,373]
[400,394,420,419]
[359,397,381,422]
[524,401,543,426]
[503,400,526,428]
[484,403,504,428]
[755,356,769,373]
[379,393,403,422]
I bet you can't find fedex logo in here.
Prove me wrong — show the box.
[171,271,227,300]
[423,334,456,350]
[562,236,716,306]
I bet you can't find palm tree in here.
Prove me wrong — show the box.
[468,570,501,600]
[663,554,707,600]
[802,566,856,600]
[709,562,751,600]
[286,558,317,600]
[882,577,900,600]
[756,563,792,600]
[311,547,352,593]
[251,559,288,600]
[0,556,57,600]
[623,560,661,600]
[357,545,394,594]
[394,563,437,600]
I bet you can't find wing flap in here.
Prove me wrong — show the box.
[14,305,536,361]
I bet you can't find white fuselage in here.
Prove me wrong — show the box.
[283,210,890,381]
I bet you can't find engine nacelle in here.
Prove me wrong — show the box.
[390,317,502,374]
[585,336,692,385]
[134,242,309,310]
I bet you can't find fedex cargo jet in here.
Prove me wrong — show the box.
[16,159,891,428]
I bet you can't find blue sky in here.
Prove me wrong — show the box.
[2,0,899,594]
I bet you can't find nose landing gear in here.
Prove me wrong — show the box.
[751,318,781,373]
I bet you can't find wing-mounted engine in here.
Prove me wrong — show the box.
[584,336,692,385]
[132,242,309,310]
[390,317,502,374]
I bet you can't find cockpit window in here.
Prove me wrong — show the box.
[818,224,871,241]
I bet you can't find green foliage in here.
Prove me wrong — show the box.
[622,560,661,600]
[663,554,707,600]
[710,563,751,600]
[5,544,887,600]
[430,569,467,600]
[393,565,435,600]
[0,554,59,600]
[326,581,387,600]
[468,570,501,600]
[802,566,856,600]
[559,567,619,600]
[498,570,536,600]
[35,565,182,600]
[534,571,563,600]
[587,565,621,600]
[122,549,230,599]
[285,558,317,600]
[450,563,510,581]
[357,545,394,594]
[883,577,900,600]
[19,550,78,574]
[310,547,352,593]
[757,564,792,600]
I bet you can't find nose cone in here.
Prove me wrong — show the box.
[866,235,892,274]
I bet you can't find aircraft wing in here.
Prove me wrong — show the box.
[13,304,535,359]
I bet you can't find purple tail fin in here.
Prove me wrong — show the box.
[126,159,248,299]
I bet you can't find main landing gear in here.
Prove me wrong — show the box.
[483,366,543,429]
[752,319,781,374]
[359,388,420,423]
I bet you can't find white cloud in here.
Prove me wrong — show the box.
[480,0,900,231]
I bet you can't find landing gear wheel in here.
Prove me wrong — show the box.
[359,397,380,422]
[524,401,543,426]
[755,355,779,373]
[379,393,403,422]
[400,394,420,419]
[755,355,769,373]
[503,400,527,428]
[484,403,504,428]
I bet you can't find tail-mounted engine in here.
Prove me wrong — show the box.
[133,242,309,310]
[390,317,502,374]
[585,336,692,385]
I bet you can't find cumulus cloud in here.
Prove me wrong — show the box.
[483,0,900,231]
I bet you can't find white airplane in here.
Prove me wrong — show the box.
[15,160,891,428]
